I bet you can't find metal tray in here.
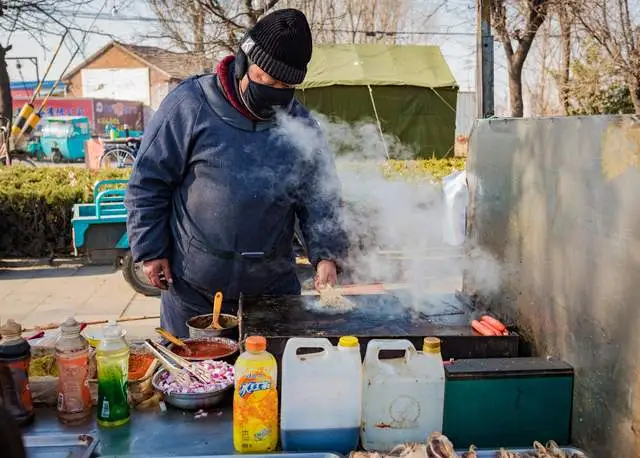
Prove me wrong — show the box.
[100,454,342,458]
[23,433,98,458]
[455,448,588,457]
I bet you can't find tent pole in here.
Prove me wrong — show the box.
[367,85,390,160]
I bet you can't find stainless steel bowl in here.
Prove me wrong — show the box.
[167,337,239,362]
[186,313,238,339]
[151,368,232,410]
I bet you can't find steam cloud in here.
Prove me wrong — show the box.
[274,110,504,307]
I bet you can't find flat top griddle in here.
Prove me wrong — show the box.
[240,292,473,338]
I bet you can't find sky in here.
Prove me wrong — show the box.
[3,0,511,112]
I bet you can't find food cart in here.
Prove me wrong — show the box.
[11,287,589,457]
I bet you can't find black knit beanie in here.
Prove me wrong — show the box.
[239,8,312,85]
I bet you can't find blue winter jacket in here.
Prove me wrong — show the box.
[124,66,348,301]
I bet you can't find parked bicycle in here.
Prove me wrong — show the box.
[99,137,141,169]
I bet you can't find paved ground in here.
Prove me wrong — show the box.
[0,261,462,340]
[0,264,160,339]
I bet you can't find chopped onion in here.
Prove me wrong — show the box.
[157,360,234,394]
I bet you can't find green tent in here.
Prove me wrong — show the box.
[296,44,458,158]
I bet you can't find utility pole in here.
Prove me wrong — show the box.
[476,0,494,118]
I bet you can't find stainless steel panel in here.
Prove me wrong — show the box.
[455,91,476,136]
[465,115,640,458]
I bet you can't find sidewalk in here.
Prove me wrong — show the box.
[0,264,159,339]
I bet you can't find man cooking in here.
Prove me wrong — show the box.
[124,8,349,337]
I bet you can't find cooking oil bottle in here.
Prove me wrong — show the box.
[55,317,92,425]
[361,338,445,451]
[233,336,278,453]
[96,320,130,428]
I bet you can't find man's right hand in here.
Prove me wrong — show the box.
[143,258,173,290]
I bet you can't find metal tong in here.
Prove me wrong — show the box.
[144,339,191,386]
[145,339,214,385]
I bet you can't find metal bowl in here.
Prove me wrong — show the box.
[186,313,238,339]
[168,337,239,362]
[151,368,232,410]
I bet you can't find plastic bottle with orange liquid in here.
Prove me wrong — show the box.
[233,336,279,453]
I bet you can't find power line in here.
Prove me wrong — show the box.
[60,10,567,40]
[59,9,474,33]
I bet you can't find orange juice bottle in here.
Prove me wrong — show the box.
[233,336,278,453]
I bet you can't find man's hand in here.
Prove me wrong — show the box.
[143,258,173,290]
[314,260,338,290]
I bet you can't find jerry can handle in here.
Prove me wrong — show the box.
[364,339,416,365]
[283,338,333,362]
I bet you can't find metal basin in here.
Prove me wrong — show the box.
[168,337,239,362]
[457,447,588,457]
[151,368,232,411]
[186,313,238,339]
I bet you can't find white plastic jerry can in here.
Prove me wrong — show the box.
[281,336,362,454]
[361,338,445,451]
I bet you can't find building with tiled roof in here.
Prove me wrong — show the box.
[64,41,209,112]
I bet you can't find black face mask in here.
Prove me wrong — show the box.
[241,77,295,119]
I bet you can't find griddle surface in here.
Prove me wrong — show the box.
[241,292,472,338]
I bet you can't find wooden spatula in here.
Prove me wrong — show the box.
[208,291,224,329]
[155,327,192,356]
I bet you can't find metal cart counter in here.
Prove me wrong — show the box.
[24,404,234,457]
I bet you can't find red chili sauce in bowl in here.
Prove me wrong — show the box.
[171,338,238,360]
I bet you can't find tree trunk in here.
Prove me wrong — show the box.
[0,45,13,126]
[192,3,206,72]
[558,5,571,115]
[631,81,640,115]
[508,63,524,117]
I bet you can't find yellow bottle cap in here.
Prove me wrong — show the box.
[338,336,359,348]
[423,337,441,353]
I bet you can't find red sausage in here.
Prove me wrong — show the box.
[481,315,506,332]
[471,320,499,336]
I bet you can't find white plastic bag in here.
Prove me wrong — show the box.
[442,170,468,246]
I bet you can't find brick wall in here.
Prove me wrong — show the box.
[66,45,169,99]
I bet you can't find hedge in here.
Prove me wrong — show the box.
[0,158,465,259]
[0,167,131,258]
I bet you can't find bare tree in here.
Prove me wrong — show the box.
[525,2,575,116]
[565,40,634,115]
[145,0,432,58]
[0,0,94,123]
[145,0,229,66]
[199,0,280,51]
[556,1,572,114]
[570,0,640,113]
[491,0,552,117]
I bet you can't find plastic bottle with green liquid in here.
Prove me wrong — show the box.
[96,320,130,427]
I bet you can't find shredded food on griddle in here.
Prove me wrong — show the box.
[318,284,357,312]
